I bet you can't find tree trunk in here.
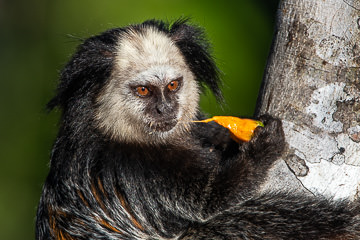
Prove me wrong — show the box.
[256,0,360,200]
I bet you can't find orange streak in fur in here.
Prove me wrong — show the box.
[97,177,107,195]
[91,181,107,212]
[116,190,145,231]
[48,206,76,240]
[98,217,122,233]
[77,190,90,208]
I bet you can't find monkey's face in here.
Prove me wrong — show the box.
[95,27,200,144]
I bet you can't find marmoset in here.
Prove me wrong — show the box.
[36,19,360,240]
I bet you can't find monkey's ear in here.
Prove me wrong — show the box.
[47,29,121,111]
[169,19,223,101]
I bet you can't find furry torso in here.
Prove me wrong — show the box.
[37,120,242,240]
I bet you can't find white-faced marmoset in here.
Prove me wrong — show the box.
[36,19,360,240]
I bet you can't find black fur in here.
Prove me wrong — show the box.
[47,28,123,110]
[37,19,360,240]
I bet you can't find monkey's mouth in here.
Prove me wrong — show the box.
[148,120,178,132]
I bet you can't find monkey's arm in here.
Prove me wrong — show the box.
[180,194,360,240]
[202,115,285,215]
[232,115,285,193]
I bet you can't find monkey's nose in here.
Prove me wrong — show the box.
[155,102,172,115]
[156,104,166,115]
[156,105,163,114]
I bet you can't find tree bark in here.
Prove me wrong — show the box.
[256,0,360,200]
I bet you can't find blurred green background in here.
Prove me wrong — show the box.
[0,0,278,239]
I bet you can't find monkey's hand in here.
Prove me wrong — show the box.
[243,114,285,163]
[204,115,285,214]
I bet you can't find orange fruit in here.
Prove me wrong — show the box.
[193,116,264,142]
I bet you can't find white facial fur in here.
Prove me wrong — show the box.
[95,26,200,144]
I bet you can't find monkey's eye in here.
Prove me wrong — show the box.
[136,86,150,97]
[167,80,180,92]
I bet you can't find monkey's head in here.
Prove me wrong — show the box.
[48,19,221,145]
